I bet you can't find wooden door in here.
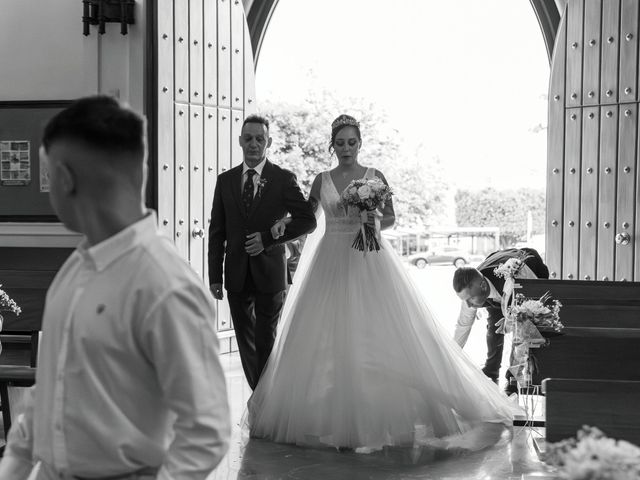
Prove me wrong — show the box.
[547,0,640,281]
[156,0,256,348]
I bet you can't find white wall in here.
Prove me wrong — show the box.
[0,0,146,246]
[0,0,145,106]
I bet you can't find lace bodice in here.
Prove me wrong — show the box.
[320,168,375,235]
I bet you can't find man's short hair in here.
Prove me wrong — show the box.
[42,95,145,157]
[452,267,482,293]
[242,114,269,132]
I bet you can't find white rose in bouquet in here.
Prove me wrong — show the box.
[357,185,372,200]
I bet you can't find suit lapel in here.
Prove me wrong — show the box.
[229,165,245,216]
[247,160,273,219]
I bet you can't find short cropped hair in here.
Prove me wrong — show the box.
[242,114,269,133]
[42,95,145,157]
[452,267,482,293]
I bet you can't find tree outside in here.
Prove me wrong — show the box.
[455,187,546,247]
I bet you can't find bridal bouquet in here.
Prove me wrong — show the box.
[544,426,640,480]
[340,176,393,253]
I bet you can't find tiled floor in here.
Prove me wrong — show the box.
[210,352,558,480]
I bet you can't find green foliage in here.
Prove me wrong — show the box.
[455,187,545,245]
[258,90,450,228]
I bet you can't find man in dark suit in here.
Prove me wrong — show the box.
[452,247,549,392]
[208,115,316,389]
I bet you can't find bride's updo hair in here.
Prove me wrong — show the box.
[329,114,361,154]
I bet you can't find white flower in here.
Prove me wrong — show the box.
[357,185,372,200]
[348,186,357,196]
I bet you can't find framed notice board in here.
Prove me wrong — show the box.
[0,100,73,221]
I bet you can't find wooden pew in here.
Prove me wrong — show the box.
[0,247,73,366]
[515,279,640,385]
[515,279,640,449]
[542,378,640,444]
[0,247,72,441]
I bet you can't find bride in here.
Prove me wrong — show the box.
[247,114,520,453]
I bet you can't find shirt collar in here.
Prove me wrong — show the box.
[77,211,158,272]
[242,158,267,177]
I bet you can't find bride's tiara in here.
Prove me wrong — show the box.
[331,115,360,130]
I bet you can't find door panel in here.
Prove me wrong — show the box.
[189,105,205,277]
[174,106,190,258]
[619,0,639,103]
[600,0,620,105]
[203,106,218,285]
[578,106,598,280]
[189,0,204,104]
[157,1,257,335]
[231,0,245,110]
[216,107,233,331]
[615,104,636,281]
[204,0,218,107]
[597,105,618,280]
[174,0,189,103]
[562,108,581,280]
[582,0,601,106]
[565,0,583,109]
[157,0,175,240]
[217,0,231,108]
[547,7,566,279]
[547,0,640,281]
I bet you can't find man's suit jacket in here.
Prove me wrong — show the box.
[208,160,316,294]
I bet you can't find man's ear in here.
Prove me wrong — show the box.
[267,136,273,148]
[59,162,76,195]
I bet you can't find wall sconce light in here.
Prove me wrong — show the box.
[82,0,135,36]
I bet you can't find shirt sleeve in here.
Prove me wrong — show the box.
[140,284,230,480]
[0,386,36,476]
[453,301,478,348]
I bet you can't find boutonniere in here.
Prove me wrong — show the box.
[257,178,268,196]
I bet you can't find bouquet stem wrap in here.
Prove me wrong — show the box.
[354,210,381,256]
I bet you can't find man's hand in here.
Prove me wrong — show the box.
[271,220,287,239]
[245,232,265,256]
[210,283,224,300]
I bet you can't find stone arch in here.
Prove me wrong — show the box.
[243,0,562,64]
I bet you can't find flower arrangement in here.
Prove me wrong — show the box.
[501,292,564,337]
[340,176,393,253]
[496,291,563,386]
[494,256,528,280]
[0,284,21,316]
[544,426,640,480]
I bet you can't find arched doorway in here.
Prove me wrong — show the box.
[249,0,553,368]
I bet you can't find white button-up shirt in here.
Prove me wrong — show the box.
[4,212,230,480]
[241,159,266,197]
[453,264,538,347]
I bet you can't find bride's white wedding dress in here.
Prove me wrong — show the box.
[248,168,520,452]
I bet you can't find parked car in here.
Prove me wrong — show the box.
[407,246,470,269]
